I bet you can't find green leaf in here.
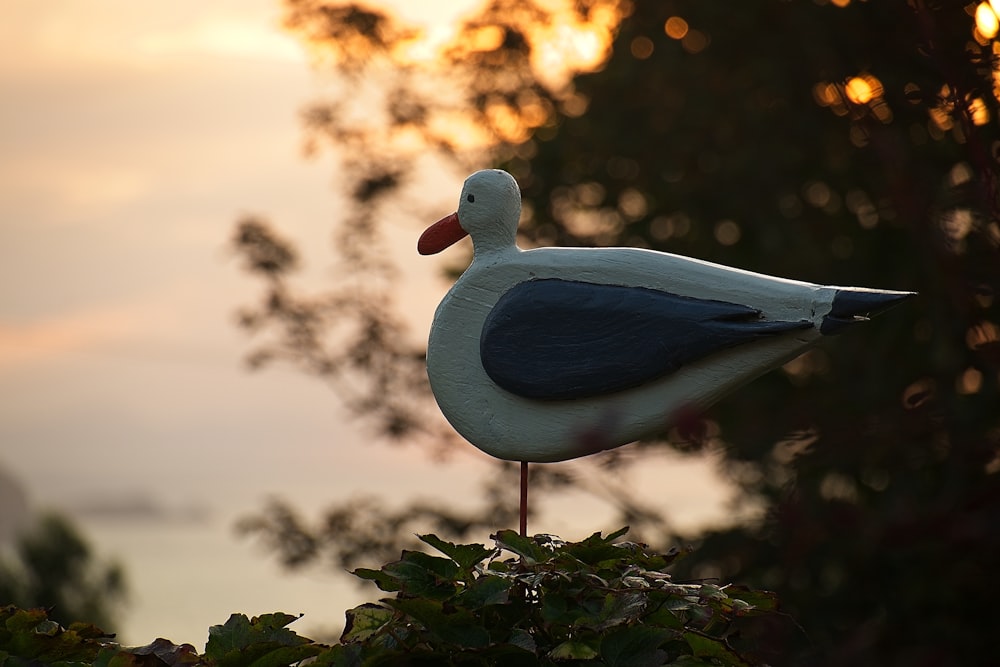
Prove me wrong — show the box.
[475,644,541,666]
[565,529,630,566]
[548,640,598,660]
[643,607,685,630]
[418,534,493,570]
[487,560,511,573]
[600,626,675,667]
[683,631,750,667]
[341,604,393,644]
[725,586,779,613]
[698,584,727,602]
[540,593,580,626]
[33,620,61,637]
[385,599,489,648]
[113,638,201,666]
[65,623,113,642]
[459,574,512,608]
[352,567,401,593]
[381,551,460,599]
[249,644,325,667]
[507,628,537,654]
[492,530,551,565]
[0,607,104,665]
[668,657,718,666]
[308,644,364,667]
[204,613,316,667]
[603,526,630,542]
[591,592,648,631]
[398,550,461,578]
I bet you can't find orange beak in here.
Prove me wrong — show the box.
[418,212,468,255]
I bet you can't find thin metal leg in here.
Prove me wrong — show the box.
[519,461,528,537]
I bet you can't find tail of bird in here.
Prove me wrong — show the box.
[820,288,916,334]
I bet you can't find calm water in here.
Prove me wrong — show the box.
[79,513,363,648]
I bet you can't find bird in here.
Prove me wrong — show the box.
[419,169,914,464]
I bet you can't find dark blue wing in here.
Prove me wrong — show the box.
[480,278,811,400]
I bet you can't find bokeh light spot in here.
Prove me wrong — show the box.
[957,367,984,394]
[630,36,654,59]
[682,30,709,54]
[803,180,832,207]
[664,16,689,40]
[845,76,881,104]
[950,162,974,186]
[618,188,648,220]
[969,96,991,125]
[713,220,741,246]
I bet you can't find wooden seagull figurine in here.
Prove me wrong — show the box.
[419,169,914,464]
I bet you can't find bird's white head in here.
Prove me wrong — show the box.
[418,169,521,256]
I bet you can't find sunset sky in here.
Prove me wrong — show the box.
[0,0,733,646]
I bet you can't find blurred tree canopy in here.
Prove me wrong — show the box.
[233,0,1000,664]
[0,513,127,632]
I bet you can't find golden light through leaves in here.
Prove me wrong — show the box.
[468,25,504,52]
[428,111,492,149]
[995,44,1000,101]
[813,73,891,124]
[486,101,530,143]
[300,0,629,156]
[976,2,999,39]
[395,25,454,62]
[969,96,991,125]
[534,4,623,83]
[845,76,875,104]
[542,24,603,71]
[387,2,623,84]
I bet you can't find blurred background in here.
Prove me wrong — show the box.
[0,0,735,649]
[3,1,1000,665]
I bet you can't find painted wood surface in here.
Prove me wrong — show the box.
[481,278,812,400]
[420,169,913,463]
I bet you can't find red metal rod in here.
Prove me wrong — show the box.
[519,461,528,536]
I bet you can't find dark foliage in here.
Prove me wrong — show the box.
[0,531,779,665]
[513,3,999,664]
[338,528,779,666]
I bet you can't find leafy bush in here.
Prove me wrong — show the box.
[0,529,779,666]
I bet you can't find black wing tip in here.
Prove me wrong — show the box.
[821,289,917,335]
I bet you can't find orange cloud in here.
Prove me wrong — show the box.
[0,307,144,367]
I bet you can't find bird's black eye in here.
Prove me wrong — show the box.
[467,194,475,203]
